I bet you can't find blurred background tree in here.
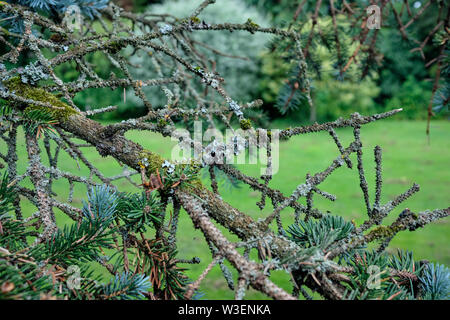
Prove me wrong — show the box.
[124,0,271,122]
[12,0,446,124]
[243,0,448,122]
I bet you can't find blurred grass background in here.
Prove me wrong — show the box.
[4,119,448,299]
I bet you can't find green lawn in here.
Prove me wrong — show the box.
[4,120,449,299]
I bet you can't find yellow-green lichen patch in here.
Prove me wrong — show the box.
[106,40,126,54]
[239,118,252,130]
[190,16,201,24]
[245,18,260,31]
[157,118,168,129]
[3,77,78,121]
[366,224,404,241]
[180,178,203,193]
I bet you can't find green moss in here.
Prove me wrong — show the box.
[3,77,78,121]
[157,118,168,129]
[366,225,404,241]
[179,18,189,25]
[239,118,252,130]
[180,177,203,193]
[190,16,201,24]
[106,41,125,54]
[138,149,165,175]
[245,18,260,30]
